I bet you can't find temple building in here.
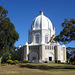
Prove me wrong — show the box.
[18,11,66,63]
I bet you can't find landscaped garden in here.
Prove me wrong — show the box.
[0,63,75,75]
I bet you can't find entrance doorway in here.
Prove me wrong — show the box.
[29,52,38,62]
[32,57,36,60]
[49,57,52,61]
[46,52,54,61]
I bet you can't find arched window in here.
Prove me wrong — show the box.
[35,34,39,43]
[45,35,48,43]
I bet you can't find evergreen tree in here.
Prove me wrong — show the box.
[0,6,19,57]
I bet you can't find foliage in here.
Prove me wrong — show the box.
[67,47,75,55]
[55,60,61,63]
[6,59,13,64]
[55,19,75,44]
[11,61,16,65]
[66,51,71,60]
[70,56,75,64]
[23,60,29,63]
[11,50,18,60]
[1,52,11,63]
[48,34,55,44]
[67,47,75,62]
[0,5,8,23]
[0,6,19,57]
[14,60,19,64]
[6,59,19,65]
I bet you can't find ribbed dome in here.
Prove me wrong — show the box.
[31,11,53,30]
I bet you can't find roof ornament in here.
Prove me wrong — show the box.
[40,10,43,15]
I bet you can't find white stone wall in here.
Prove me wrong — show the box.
[54,45,66,63]
[41,44,54,62]
[41,29,55,44]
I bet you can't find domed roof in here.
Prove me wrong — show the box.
[31,11,53,30]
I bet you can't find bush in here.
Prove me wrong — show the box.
[71,61,75,65]
[14,60,19,64]
[55,60,57,63]
[2,52,11,63]
[55,60,61,63]
[23,60,29,63]
[6,60,13,64]
[11,61,16,65]
[58,60,61,63]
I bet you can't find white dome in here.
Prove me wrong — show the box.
[31,11,53,30]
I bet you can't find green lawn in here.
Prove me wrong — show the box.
[0,63,75,75]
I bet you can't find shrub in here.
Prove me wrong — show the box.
[14,60,19,64]
[58,60,61,63]
[55,60,57,63]
[23,60,29,63]
[6,60,13,64]
[0,61,1,65]
[55,60,61,63]
[2,52,11,63]
[72,61,75,65]
[11,61,16,65]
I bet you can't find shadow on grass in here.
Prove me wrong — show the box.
[19,64,75,70]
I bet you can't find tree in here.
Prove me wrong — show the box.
[54,19,75,62]
[11,50,18,60]
[55,19,75,44]
[0,0,6,23]
[67,47,75,59]
[0,6,19,57]
[1,52,11,63]
[66,51,71,60]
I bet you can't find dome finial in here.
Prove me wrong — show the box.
[40,10,43,15]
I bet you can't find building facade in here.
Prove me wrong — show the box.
[18,11,66,63]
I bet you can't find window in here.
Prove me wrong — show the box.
[45,35,48,43]
[35,34,39,43]
[45,46,47,49]
[52,46,54,50]
[45,46,54,50]
[50,46,51,50]
[48,46,49,49]
[29,46,39,50]
[29,46,30,50]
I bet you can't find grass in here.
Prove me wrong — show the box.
[20,63,75,70]
[0,63,75,75]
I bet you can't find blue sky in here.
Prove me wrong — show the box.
[0,0,75,47]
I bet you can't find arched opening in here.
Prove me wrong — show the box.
[46,52,54,61]
[29,52,38,62]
